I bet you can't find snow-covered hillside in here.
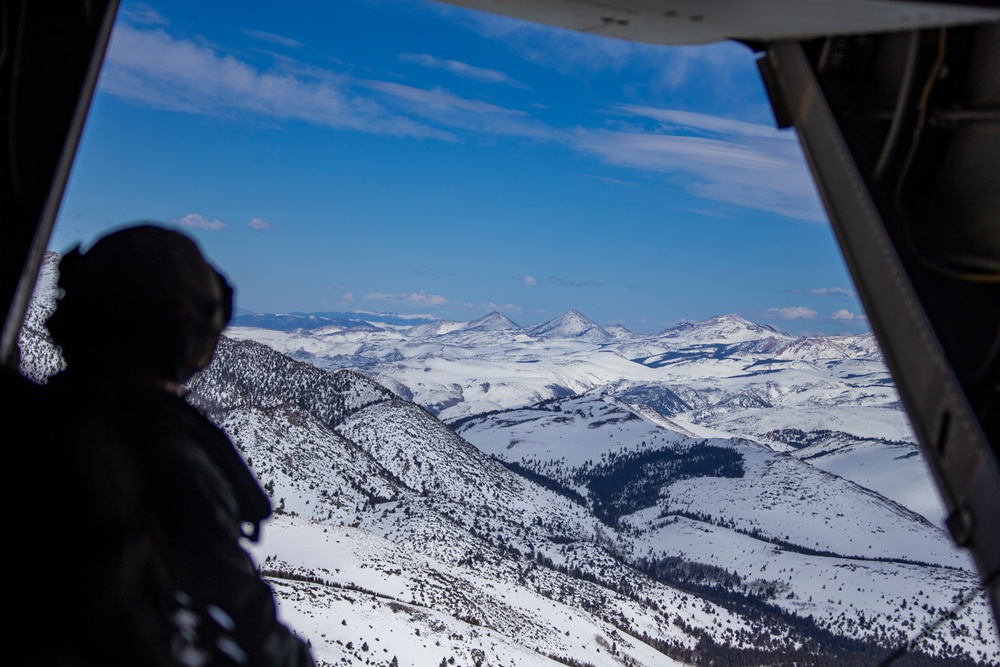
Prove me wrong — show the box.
[225,310,904,437]
[197,337,996,665]
[454,393,994,653]
[192,337,909,666]
[18,251,65,382]
[225,309,925,517]
[17,265,999,665]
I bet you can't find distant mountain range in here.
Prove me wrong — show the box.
[230,310,440,330]
[225,309,891,433]
[231,308,787,341]
[18,259,999,666]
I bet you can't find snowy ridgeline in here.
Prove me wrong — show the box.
[19,258,999,666]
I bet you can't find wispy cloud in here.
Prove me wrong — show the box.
[100,21,817,222]
[241,28,303,49]
[100,20,558,144]
[680,206,734,220]
[619,106,791,139]
[645,43,761,96]
[831,308,868,322]
[428,6,644,71]
[364,80,552,139]
[174,213,226,231]
[447,9,739,78]
[400,53,526,87]
[788,287,857,299]
[363,290,449,305]
[522,275,538,286]
[763,306,818,321]
[100,23,449,139]
[365,81,518,116]
[120,4,168,26]
[574,106,824,221]
[434,8,764,108]
[248,217,275,231]
[573,172,638,187]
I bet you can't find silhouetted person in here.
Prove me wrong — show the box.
[31,225,314,667]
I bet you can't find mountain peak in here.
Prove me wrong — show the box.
[553,310,595,325]
[703,313,771,329]
[605,323,636,340]
[659,313,788,342]
[709,313,749,324]
[527,310,613,342]
[464,311,521,331]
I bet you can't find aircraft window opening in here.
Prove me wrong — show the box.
[9,1,1000,664]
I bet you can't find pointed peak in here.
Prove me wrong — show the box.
[605,323,636,339]
[464,311,520,331]
[553,309,596,324]
[406,319,464,337]
[705,313,752,325]
[527,310,612,342]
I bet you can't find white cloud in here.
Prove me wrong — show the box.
[99,21,817,222]
[366,81,519,116]
[522,275,538,286]
[240,28,303,49]
[342,292,354,302]
[100,22,554,143]
[574,111,825,221]
[400,53,525,87]
[434,9,773,121]
[412,292,448,305]
[363,291,449,306]
[100,24,448,139]
[832,309,856,321]
[808,287,856,298]
[445,7,755,90]
[765,307,818,320]
[618,106,789,139]
[248,217,274,231]
[120,4,168,26]
[364,80,552,140]
[174,213,226,231]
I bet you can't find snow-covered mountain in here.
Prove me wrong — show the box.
[17,266,999,665]
[192,337,996,665]
[525,310,615,343]
[224,311,914,526]
[464,311,521,332]
[656,314,789,345]
[224,310,893,430]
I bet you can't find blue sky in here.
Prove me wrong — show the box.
[52,0,868,334]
